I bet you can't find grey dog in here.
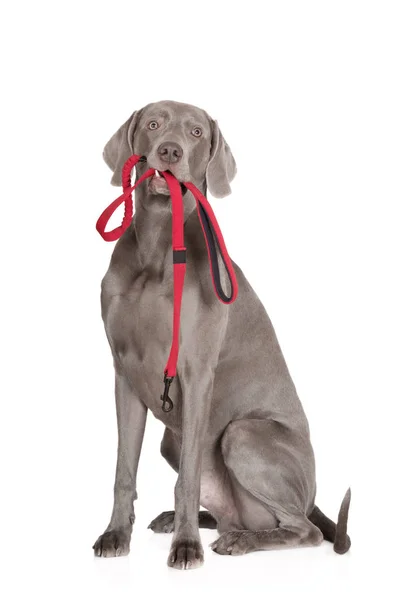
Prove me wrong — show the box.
[93,100,351,569]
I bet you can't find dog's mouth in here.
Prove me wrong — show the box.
[148,169,188,196]
[149,170,171,195]
[138,156,187,196]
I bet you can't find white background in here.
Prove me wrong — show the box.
[1,1,399,598]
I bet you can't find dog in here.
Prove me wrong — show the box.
[93,100,351,569]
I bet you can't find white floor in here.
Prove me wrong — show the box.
[6,509,389,600]
[3,411,394,600]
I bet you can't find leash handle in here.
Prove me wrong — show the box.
[185,182,238,304]
[96,155,155,241]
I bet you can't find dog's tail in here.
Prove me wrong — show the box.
[308,488,351,554]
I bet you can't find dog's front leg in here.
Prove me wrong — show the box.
[167,365,214,570]
[93,371,147,557]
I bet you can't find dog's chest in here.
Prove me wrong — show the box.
[105,274,172,355]
[102,273,183,420]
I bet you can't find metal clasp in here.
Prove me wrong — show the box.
[160,374,174,413]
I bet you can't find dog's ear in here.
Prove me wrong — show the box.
[206,120,237,198]
[103,110,141,186]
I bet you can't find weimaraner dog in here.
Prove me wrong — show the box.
[93,100,351,569]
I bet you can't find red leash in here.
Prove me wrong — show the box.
[96,154,238,412]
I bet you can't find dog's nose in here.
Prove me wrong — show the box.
[157,142,183,164]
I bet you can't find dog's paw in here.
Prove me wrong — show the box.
[167,537,204,570]
[93,527,131,558]
[148,510,175,533]
[210,530,254,555]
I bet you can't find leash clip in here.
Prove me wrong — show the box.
[160,374,174,413]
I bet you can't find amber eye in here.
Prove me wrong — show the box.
[191,127,202,137]
[148,121,159,130]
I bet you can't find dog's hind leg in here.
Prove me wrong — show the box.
[211,418,323,556]
[210,520,323,555]
[148,510,217,533]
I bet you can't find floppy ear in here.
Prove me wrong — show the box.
[103,110,140,186]
[206,120,237,198]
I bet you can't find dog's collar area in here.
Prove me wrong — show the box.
[96,154,238,412]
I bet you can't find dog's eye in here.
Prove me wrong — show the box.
[148,121,159,130]
[191,127,202,137]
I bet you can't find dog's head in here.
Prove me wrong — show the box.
[103,100,236,198]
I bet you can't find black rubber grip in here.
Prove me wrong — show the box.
[198,203,233,302]
[173,249,187,264]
